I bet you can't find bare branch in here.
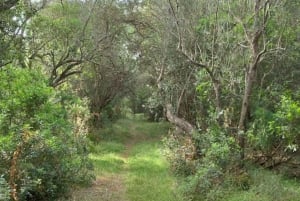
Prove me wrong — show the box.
[232,14,252,45]
[167,0,182,49]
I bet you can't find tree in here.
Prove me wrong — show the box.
[0,0,47,68]
[27,1,97,87]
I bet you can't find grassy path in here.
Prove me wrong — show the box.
[67,117,184,201]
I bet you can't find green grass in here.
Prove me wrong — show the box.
[90,141,125,154]
[84,116,183,201]
[223,169,300,201]
[72,116,300,201]
[126,142,184,201]
[90,153,126,175]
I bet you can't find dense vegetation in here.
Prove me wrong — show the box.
[0,0,299,201]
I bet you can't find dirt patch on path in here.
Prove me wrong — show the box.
[65,175,127,201]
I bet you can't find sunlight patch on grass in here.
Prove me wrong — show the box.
[90,153,126,175]
[125,141,184,201]
[91,141,125,154]
[89,117,182,201]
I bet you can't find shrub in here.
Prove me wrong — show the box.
[247,94,300,157]
[164,125,242,201]
[163,134,198,177]
[269,95,300,151]
[0,67,93,201]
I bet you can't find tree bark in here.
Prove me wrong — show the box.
[238,64,257,160]
[166,104,195,134]
[156,62,196,135]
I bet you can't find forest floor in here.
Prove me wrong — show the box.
[63,115,300,201]
[65,115,184,201]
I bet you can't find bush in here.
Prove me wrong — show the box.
[0,67,93,201]
[164,125,242,201]
[269,95,300,151]
[248,94,300,156]
[163,134,198,176]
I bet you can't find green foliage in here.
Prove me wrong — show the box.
[248,94,300,152]
[163,135,197,177]
[0,67,52,133]
[247,106,277,151]
[0,67,93,201]
[29,2,82,46]
[2,0,300,200]
[0,0,37,67]
[144,95,164,122]
[164,127,299,201]
[269,95,300,151]
[182,166,225,201]
[188,129,240,201]
[224,168,300,201]
[0,176,10,201]
[164,125,242,201]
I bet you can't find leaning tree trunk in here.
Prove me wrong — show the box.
[156,60,196,135]
[166,104,195,134]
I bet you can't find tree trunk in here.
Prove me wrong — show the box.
[212,80,222,116]
[237,0,268,161]
[238,65,256,160]
[166,104,195,134]
[156,63,196,135]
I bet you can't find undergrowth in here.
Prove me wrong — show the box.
[223,168,300,201]
[163,125,300,201]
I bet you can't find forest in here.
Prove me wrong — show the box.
[0,0,300,201]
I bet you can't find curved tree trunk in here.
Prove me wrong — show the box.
[166,104,195,134]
